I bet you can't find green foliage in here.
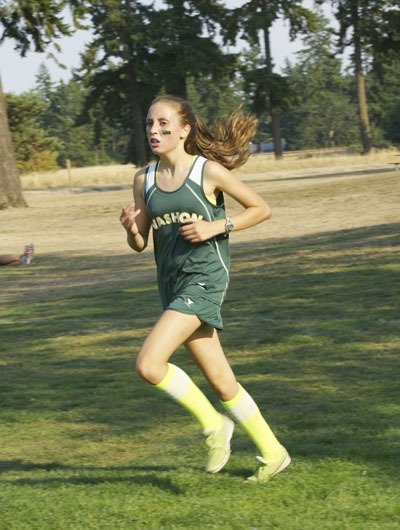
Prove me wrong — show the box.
[187,73,245,124]
[242,65,293,115]
[284,91,359,149]
[228,0,317,46]
[2,0,399,166]
[44,80,96,167]
[150,0,234,98]
[283,14,359,149]
[328,0,400,152]
[330,0,400,57]
[5,91,60,172]
[226,1,317,157]
[76,0,159,164]
[368,53,400,146]
[75,0,236,164]
[0,0,86,54]
[35,65,121,167]
[0,1,68,55]
[0,0,91,209]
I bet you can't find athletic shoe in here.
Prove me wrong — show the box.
[204,415,235,474]
[246,447,291,484]
[19,243,35,265]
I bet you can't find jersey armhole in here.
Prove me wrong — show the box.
[201,159,225,208]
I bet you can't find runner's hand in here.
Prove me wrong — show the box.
[180,219,218,243]
[120,202,141,235]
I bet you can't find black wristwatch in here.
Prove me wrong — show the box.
[225,217,234,236]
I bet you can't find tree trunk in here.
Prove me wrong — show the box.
[262,22,283,159]
[0,77,27,209]
[127,61,147,166]
[165,71,187,99]
[352,5,372,154]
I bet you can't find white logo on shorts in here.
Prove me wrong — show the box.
[185,298,194,307]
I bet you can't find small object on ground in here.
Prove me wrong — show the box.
[19,244,35,265]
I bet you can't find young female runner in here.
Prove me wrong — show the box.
[119,95,290,483]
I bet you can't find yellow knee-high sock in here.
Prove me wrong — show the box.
[155,363,223,432]
[222,383,283,460]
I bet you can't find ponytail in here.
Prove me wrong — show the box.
[151,95,258,170]
[188,109,258,170]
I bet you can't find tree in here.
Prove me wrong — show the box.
[0,77,25,208]
[368,52,400,147]
[240,45,292,150]
[77,0,234,165]
[327,0,400,153]
[35,66,107,167]
[150,0,233,99]
[226,0,316,159]
[6,91,60,172]
[283,13,359,149]
[0,0,84,208]
[187,72,245,125]
[77,0,157,166]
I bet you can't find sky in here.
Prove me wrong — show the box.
[0,1,336,94]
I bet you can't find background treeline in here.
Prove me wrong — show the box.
[3,2,400,174]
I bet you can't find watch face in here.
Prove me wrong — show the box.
[226,218,234,233]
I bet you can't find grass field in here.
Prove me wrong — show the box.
[1,157,399,529]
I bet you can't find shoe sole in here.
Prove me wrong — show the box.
[207,418,235,474]
[271,453,291,478]
[247,451,291,483]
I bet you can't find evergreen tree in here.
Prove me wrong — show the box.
[78,0,234,165]
[0,0,84,208]
[37,76,88,166]
[240,45,291,150]
[150,0,233,99]
[283,13,359,149]
[5,91,60,172]
[76,0,159,166]
[327,0,400,153]
[186,72,245,125]
[49,80,96,167]
[36,64,124,167]
[368,53,400,146]
[35,64,59,133]
[226,0,317,159]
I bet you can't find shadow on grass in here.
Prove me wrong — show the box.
[0,460,176,474]
[0,222,399,474]
[0,460,184,493]
[5,476,183,493]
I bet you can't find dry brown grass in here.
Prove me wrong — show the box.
[21,163,138,190]
[236,148,399,179]
[2,161,399,261]
[20,148,399,190]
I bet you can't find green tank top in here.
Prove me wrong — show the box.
[144,155,230,307]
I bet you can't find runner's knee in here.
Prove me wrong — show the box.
[135,354,166,385]
[205,367,238,401]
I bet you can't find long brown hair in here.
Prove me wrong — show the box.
[150,95,258,170]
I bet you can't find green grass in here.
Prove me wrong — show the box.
[1,222,399,529]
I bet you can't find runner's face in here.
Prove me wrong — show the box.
[146,102,189,153]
